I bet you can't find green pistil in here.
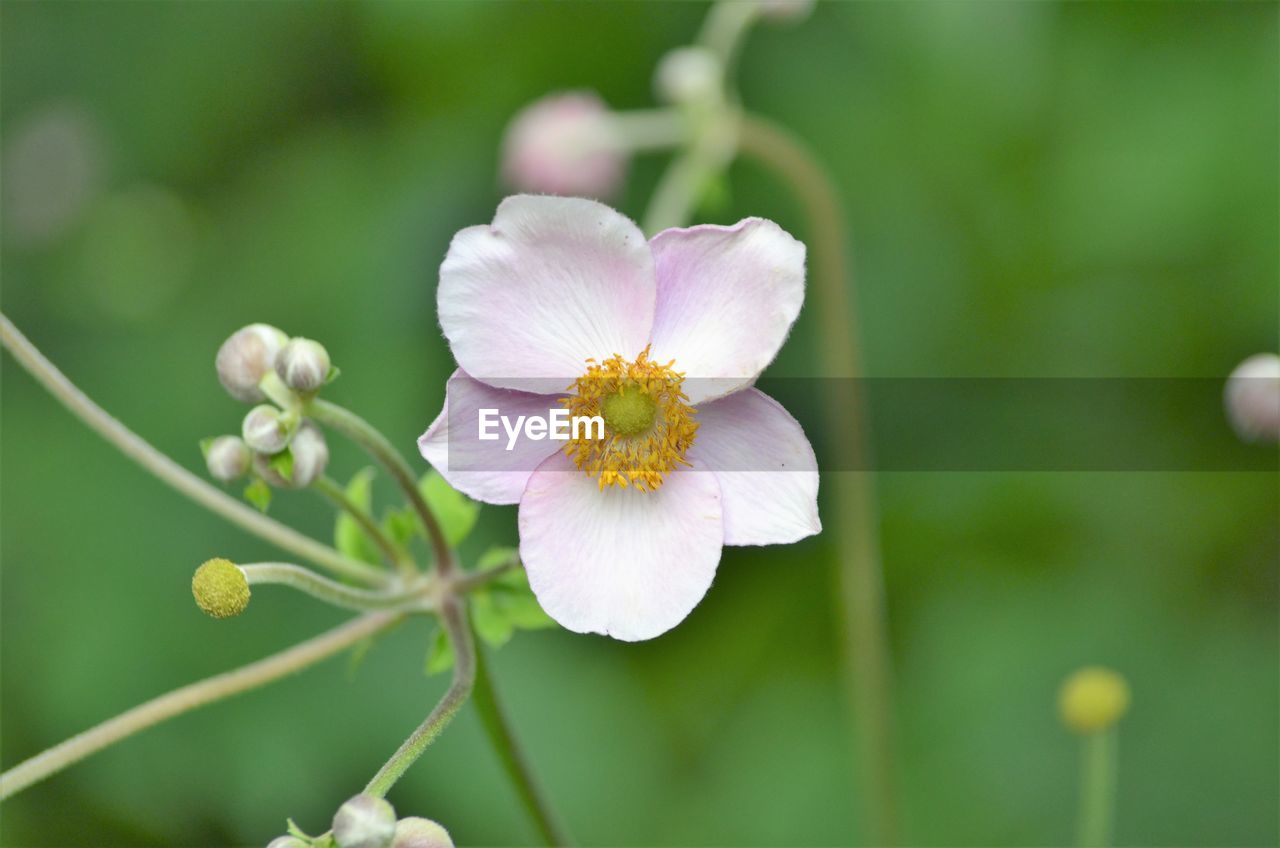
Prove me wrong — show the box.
[601,386,657,437]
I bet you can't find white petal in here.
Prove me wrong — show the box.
[690,388,820,546]
[438,195,655,393]
[418,369,564,505]
[518,453,724,641]
[647,219,806,403]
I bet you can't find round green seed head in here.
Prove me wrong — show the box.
[1059,666,1130,733]
[192,558,250,619]
[601,386,657,437]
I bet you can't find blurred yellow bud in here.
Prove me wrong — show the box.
[191,558,250,619]
[1059,666,1130,733]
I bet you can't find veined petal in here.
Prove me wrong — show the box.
[647,219,805,404]
[690,388,820,546]
[418,369,564,505]
[438,195,655,393]
[518,452,723,641]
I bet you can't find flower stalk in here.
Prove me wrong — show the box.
[312,474,414,575]
[1076,728,1118,847]
[363,597,475,798]
[240,563,431,613]
[736,113,900,844]
[0,612,401,800]
[307,398,455,575]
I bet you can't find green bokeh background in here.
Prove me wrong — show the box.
[2,2,1277,846]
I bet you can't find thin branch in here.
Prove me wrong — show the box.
[737,113,900,845]
[448,556,519,595]
[0,313,385,587]
[472,641,571,846]
[0,612,400,800]
[307,399,455,576]
[363,598,475,797]
[312,475,414,576]
[241,563,431,613]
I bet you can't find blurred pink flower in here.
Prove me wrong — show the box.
[420,195,820,640]
[1225,353,1280,442]
[500,92,626,199]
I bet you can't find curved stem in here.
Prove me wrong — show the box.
[449,556,519,595]
[241,563,430,613]
[472,640,571,846]
[312,475,414,576]
[0,313,385,587]
[307,399,454,575]
[1076,729,1117,847]
[0,612,400,800]
[736,114,900,844]
[363,598,475,797]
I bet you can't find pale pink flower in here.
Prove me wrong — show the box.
[420,195,820,641]
[1225,353,1280,442]
[500,92,626,199]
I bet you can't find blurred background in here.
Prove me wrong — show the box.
[2,2,1276,846]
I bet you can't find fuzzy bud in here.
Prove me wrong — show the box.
[391,818,454,848]
[253,421,328,489]
[501,92,626,199]
[215,324,288,403]
[192,558,250,619]
[266,838,308,848]
[333,794,396,848]
[242,404,294,454]
[275,337,331,394]
[1059,666,1130,734]
[204,435,251,482]
[1225,353,1280,442]
[654,47,723,106]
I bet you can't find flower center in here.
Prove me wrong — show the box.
[563,346,697,492]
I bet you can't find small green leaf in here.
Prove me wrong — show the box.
[467,547,557,643]
[471,592,515,648]
[382,506,418,548]
[335,468,382,566]
[346,635,376,680]
[325,365,341,384]
[425,626,454,675]
[476,546,518,571]
[244,477,272,512]
[419,470,480,547]
[198,437,215,459]
[268,448,294,483]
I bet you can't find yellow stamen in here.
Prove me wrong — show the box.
[563,346,697,492]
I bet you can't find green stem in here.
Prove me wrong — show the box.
[1077,729,1117,847]
[312,475,414,576]
[0,612,400,800]
[241,563,429,613]
[472,640,570,846]
[363,598,475,797]
[0,313,385,587]
[448,556,519,595]
[307,399,455,575]
[736,114,900,845]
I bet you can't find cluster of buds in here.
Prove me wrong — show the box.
[267,794,453,848]
[203,324,336,499]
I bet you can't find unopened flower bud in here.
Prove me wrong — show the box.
[1059,666,1130,734]
[1225,353,1280,442]
[333,794,396,848]
[243,404,294,454]
[266,838,308,848]
[275,337,331,394]
[216,324,288,403]
[391,817,454,848]
[253,421,328,489]
[756,0,815,22]
[655,47,722,106]
[204,435,251,482]
[501,92,626,199]
[192,558,250,619]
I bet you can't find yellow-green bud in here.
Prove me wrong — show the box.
[192,558,250,619]
[215,323,288,403]
[1059,666,1130,733]
[333,794,396,848]
[275,337,331,394]
[392,817,454,848]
